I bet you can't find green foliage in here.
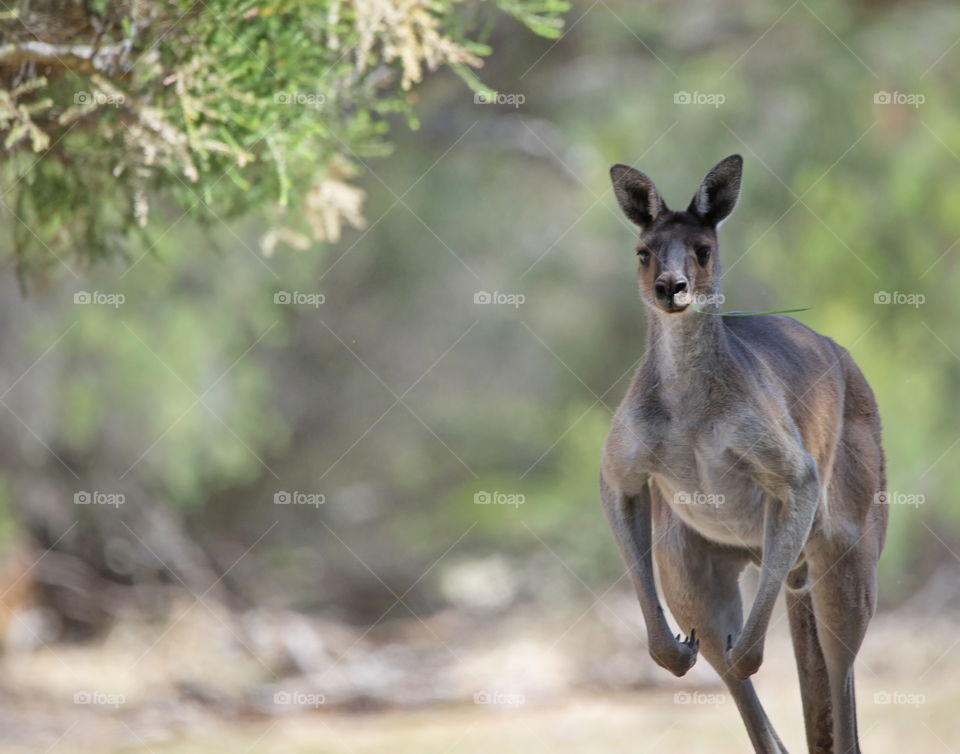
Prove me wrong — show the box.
[0,0,568,281]
[32,231,289,506]
[6,0,959,615]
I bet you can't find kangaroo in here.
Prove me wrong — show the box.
[600,154,887,754]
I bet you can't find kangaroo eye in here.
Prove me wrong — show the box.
[695,246,711,266]
[636,247,651,264]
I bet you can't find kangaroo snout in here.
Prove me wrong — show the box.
[654,274,689,309]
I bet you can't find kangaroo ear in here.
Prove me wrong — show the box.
[610,164,667,229]
[688,154,742,227]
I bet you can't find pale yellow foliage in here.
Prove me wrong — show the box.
[303,175,368,242]
[354,0,483,89]
[261,159,368,255]
[0,76,51,151]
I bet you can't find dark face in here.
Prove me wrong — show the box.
[636,212,718,314]
[610,155,742,316]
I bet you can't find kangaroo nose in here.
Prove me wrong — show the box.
[654,275,688,300]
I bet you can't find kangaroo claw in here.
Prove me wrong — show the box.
[650,629,700,678]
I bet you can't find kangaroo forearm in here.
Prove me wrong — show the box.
[628,501,674,639]
[601,481,674,637]
[603,480,699,677]
[745,479,820,634]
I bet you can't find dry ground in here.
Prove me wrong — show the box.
[0,609,954,754]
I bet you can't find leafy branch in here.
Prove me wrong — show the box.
[0,0,568,282]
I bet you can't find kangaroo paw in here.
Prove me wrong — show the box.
[726,634,763,680]
[650,628,699,677]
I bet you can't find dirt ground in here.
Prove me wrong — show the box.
[108,690,954,754]
[0,607,954,753]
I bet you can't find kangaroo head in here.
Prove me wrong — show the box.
[610,155,742,314]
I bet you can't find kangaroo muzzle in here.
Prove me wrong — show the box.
[654,273,690,311]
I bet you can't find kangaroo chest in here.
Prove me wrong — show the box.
[630,410,769,547]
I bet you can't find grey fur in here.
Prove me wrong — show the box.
[601,155,887,754]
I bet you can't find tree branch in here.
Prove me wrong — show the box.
[0,39,131,75]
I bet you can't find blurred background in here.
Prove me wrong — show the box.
[0,0,958,751]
